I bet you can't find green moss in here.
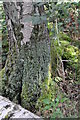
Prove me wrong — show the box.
[21,83,29,108]
[2,22,50,110]
[50,33,80,85]
[51,33,80,69]
[35,68,58,112]
[0,67,5,78]
[0,67,5,94]
[59,33,72,42]
[1,49,24,102]
[21,79,41,110]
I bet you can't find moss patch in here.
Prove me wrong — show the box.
[0,67,5,94]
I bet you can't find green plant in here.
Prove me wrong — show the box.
[35,69,59,115]
[43,96,68,118]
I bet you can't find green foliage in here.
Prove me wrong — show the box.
[36,74,70,118]
[59,33,72,42]
[1,1,80,118]
[35,72,58,111]
[51,33,80,76]
[43,96,64,118]
[64,45,79,63]
[45,1,80,40]
[39,32,80,118]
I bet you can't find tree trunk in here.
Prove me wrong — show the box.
[2,1,50,109]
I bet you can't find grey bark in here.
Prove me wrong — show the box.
[2,1,50,110]
[0,95,40,119]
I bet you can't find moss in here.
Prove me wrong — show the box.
[21,83,29,108]
[35,68,59,113]
[60,33,80,48]
[50,40,57,77]
[21,75,41,110]
[2,21,50,111]
[0,67,5,78]
[21,33,50,109]
[59,33,72,42]
[0,67,5,94]
[2,48,24,103]
[50,33,80,78]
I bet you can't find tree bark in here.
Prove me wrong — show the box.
[2,1,50,109]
